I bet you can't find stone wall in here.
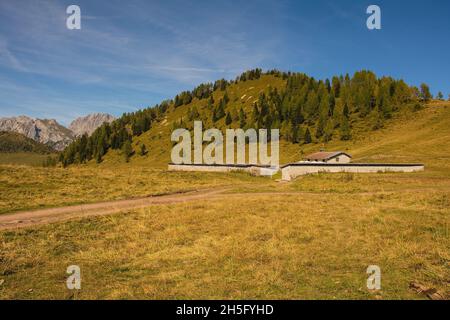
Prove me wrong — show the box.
[281,163,424,181]
[167,164,276,176]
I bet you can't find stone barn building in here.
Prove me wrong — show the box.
[303,151,352,164]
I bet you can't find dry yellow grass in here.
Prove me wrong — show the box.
[0,102,449,299]
[0,188,448,299]
[0,164,271,214]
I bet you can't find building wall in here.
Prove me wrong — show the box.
[168,164,276,176]
[326,155,351,164]
[282,164,424,181]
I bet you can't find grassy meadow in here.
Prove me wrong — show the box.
[0,165,268,214]
[0,183,448,299]
[0,102,449,299]
[0,152,52,167]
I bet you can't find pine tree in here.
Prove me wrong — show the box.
[225,112,232,125]
[122,140,133,162]
[95,151,102,164]
[304,127,312,144]
[208,96,214,107]
[305,91,319,119]
[369,107,383,130]
[340,116,351,140]
[292,123,299,143]
[251,103,260,128]
[139,143,147,156]
[420,83,432,101]
[239,108,246,128]
[323,119,334,142]
[315,116,325,139]
[437,92,444,100]
[223,92,230,104]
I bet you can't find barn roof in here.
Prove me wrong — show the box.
[304,151,352,161]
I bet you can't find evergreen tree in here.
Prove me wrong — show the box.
[304,127,312,144]
[343,103,349,118]
[216,100,226,120]
[225,112,232,125]
[340,116,351,140]
[122,140,133,162]
[239,108,246,128]
[305,91,319,119]
[95,151,102,164]
[437,91,444,100]
[223,92,230,104]
[315,116,325,139]
[251,103,260,128]
[420,83,432,101]
[369,107,383,130]
[323,119,334,142]
[291,123,300,143]
[139,143,147,156]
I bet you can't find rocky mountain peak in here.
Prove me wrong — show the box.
[69,113,116,137]
[0,113,115,151]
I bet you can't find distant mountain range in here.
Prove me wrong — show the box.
[0,113,115,151]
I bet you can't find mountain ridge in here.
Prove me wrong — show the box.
[69,113,116,137]
[0,113,115,151]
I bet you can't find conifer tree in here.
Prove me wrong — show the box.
[239,108,246,128]
[225,112,232,125]
[216,100,226,119]
[304,127,312,144]
[323,119,334,142]
[139,143,147,156]
[420,83,432,101]
[251,103,260,128]
[122,140,133,162]
[340,116,351,140]
[315,116,325,139]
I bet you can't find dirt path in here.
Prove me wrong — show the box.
[0,187,428,231]
[0,188,228,231]
[1,187,337,230]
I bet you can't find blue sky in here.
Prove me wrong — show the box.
[0,0,448,125]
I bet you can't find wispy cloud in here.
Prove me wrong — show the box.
[0,0,298,122]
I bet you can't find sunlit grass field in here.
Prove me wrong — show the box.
[0,102,449,299]
[0,186,448,299]
[0,164,268,214]
[0,152,51,167]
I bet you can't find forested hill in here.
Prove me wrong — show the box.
[0,131,54,154]
[59,69,434,167]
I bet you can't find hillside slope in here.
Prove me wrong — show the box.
[103,74,287,167]
[60,69,442,168]
[0,131,54,154]
[102,100,450,170]
[100,77,446,168]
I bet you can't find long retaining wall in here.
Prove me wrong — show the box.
[168,163,276,176]
[281,163,424,181]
